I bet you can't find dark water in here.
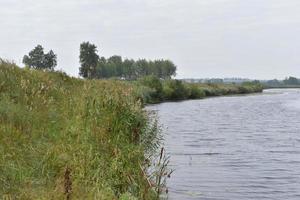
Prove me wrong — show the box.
[147,89,300,200]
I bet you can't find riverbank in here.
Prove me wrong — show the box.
[0,62,163,199]
[0,62,263,199]
[134,76,263,104]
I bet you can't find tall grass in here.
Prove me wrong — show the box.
[0,61,262,199]
[0,61,163,199]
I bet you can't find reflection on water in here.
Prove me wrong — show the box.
[147,89,300,200]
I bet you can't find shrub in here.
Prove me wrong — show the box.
[187,84,206,99]
[138,75,163,102]
[162,80,190,100]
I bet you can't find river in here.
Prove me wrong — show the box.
[147,89,300,200]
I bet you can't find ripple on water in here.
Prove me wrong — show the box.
[147,89,300,200]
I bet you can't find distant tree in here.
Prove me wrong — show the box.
[79,42,99,79]
[106,61,117,78]
[251,80,260,84]
[107,55,123,77]
[44,50,57,70]
[23,45,57,70]
[96,57,107,78]
[265,79,281,87]
[77,44,177,80]
[135,59,149,77]
[152,60,162,78]
[152,60,176,79]
[207,78,223,84]
[123,59,136,80]
[283,76,299,85]
[161,60,176,79]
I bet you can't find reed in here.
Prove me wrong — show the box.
[0,61,163,199]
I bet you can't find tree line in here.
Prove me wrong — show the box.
[264,76,300,87]
[22,42,177,80]
[79,42,176,79]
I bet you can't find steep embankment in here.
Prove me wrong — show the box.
[0,62,159,199]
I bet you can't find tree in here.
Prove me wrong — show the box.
[96,57,107,78]
[79,42,99,79]
[105,61,117,78]
[108,55,123,77]
[160,60,176,79]
[77,45,177,80]
[283,76,299,85]
[123,59,135,80]
[135,59,149,77]
[151,60,176,79]
[43,50,57,70]
[23,45,57,70]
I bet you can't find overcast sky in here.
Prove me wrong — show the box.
[1,0,300,79]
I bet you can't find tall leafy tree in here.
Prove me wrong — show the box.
[23,45,57,70]
[108,55,123,77]
[123,59,135,80]
[79,42,99,79]
[161,60,177,79]
[96,57,107,78]
[135,59,149,77]
[77,43,177,80]
[43,50,57,70]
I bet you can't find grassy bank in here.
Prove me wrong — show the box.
[0,61,262,199]
[0,62,164,199]
[135,76,263,104]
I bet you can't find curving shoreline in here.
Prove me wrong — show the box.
[0,61,263,199]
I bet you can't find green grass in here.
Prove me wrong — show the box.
[0,61,160,199]
[0,61,263,199]
[135,76,263,104]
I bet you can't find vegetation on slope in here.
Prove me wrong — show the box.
[0,61,163,199]
[135,76,264,104]
[0,58,263,199]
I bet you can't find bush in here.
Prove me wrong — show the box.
[186,84,206,99]
[162,80,190,100]
[138,75,163,102]
[135,80,263,103]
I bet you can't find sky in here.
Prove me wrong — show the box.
[1,0,300,79]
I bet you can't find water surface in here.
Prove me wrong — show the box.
[147,89,300,200]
